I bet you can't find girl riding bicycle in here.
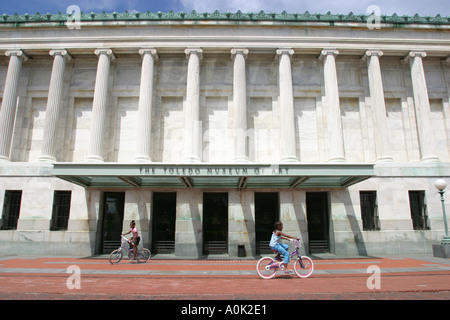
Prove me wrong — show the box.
[122,220,140,260]
[269,221,299,270]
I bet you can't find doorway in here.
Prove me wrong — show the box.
[151,192,176,254]
[306,192,329,253]
[255,192,279,254]
[101,192,125,254]
[203,193,228,255]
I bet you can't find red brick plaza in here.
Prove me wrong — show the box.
[0,254,449,301]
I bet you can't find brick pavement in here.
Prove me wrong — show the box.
[0,254,449,301]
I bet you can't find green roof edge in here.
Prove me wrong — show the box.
[1,10,449,26]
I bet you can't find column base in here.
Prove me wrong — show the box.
[134,156,152,163]
[280,156,300,164]
[182,156,201,164]
[375,156,393,162]
[233,156,250,164]
[328,156,346,163]
[38,155,57,163]
[0,155,11,163]
[421,155,440,162]
[85,155,104,163]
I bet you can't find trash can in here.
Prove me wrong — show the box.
[237,245,246,257]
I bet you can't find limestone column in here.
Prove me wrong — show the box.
[86,49,115,162]
[231,48,249,163]
[364,50,392,162]
[135,48,158,162]
[277,48,299,163]
[405,51,439,162]
[0,50,27,162]
[39,49,71,162]
[183,48,202,163]
[320,49,345,162]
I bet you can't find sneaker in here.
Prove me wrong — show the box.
[284,270,294,275]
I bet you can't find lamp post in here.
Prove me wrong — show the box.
[434,179,450,245]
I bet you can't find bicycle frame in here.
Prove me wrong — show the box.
[118,235,138,256]
[270,240,303,270]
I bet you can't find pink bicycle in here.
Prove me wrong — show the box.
[256,238,314,279]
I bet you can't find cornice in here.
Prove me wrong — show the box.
[0,10,449,27]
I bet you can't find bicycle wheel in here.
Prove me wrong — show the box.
[256,257,278,279]
[137,248,151,263]
[109,249,123,264]
[293,256,314,278]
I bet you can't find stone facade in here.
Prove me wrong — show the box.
[0,12,449,256]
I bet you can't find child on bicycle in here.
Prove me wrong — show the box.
[269,221,299,270]
[122,220,140,260]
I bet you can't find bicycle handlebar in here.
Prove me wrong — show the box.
[290,238,302,248]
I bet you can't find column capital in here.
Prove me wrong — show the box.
[185,48,203,60]
[231,48,249,59]
[139,48,158,57]
[5,49,28,61]
[404,50,427,62]
[94,48,115,60]
[276,48,294,56]
[363,50,383,60]
[49,49,72,61]
[139,48,159,65]
[319,49,339,60]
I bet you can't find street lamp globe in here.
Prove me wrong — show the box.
[434,179,447,192]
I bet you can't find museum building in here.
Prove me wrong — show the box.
[0,10,449,257]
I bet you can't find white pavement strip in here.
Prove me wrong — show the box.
[0,263,449,276]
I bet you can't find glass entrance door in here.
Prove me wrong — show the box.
[101,192,125,254]
[203,193,228,255]
[255,192,279,254]
[306,192,329,253]
[151,192,176,254]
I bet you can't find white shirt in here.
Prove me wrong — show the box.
[269,231,280,247]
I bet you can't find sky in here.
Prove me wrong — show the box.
[0,0,449,17]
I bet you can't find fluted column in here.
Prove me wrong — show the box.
[320,49,345,162]
[0,50,27,162]
[39,49,71,162]
[364,50,392,162]
[135,48,158,162]
[277,48,299,163]
[183,48,202,163]
[405,51,439,162]
[86,49,114,162]
[231,48,249,163]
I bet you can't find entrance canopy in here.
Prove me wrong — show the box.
[53,163,374,189]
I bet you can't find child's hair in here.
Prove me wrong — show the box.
[274,221,282,230]
[130,220,136,226]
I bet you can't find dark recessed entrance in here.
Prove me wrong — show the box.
[101,192,125,254]
[151,192,176,254]
[203,193,228,255]
[255,192,279,255]
[306,192,330,253]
